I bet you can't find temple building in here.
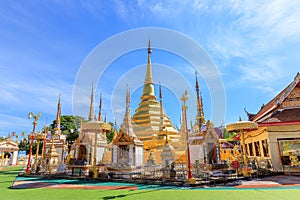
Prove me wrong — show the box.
[68,86,111,171]
[131,40,183,159]
[244,72,300,173]
[188,72,220,164]
[0,138,19,166]
[111,87,144,167]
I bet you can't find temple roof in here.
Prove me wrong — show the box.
[249,72,300,123]
[0,139,19,151]
[81,121,111,132]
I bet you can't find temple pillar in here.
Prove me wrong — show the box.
[129,144,133,166]
[75,145,78,159]
[204,144,207,164]
[112,145,118,164]
[12,151,18,165]
[216,143,220,163]
[87,145,91,165]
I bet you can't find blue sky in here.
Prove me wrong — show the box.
[0,0,299,139]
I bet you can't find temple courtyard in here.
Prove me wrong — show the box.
[1,166,300,200]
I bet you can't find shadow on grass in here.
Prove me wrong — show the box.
[102,190,157,199]
[0,171,21,175]
[0,168,23,173]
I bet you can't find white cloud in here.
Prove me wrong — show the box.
[232,0,300,40]
[0,113,32,134]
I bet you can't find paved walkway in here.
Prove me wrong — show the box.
[235,175,300,188]
[10,175,300,190]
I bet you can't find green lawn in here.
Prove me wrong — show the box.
[1,166,300,200]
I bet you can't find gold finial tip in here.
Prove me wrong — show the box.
[148,39,152,54]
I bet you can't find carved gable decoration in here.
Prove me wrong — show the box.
[282,85,300,108]
[251,73,300,122]
[113,130,134,144]
[0,140,19,151]
[203,122,219,143]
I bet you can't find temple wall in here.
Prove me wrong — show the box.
[268,124,300,172]
[190,144,204,164]
[244,124,300,172]
[135,146,143,166]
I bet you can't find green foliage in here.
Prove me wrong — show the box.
[18,139,29,152]
[18,139,43,155]
[49,115,86,143]
[106,122,115,144]
[223,128,238,141]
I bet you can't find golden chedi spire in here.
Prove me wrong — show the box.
[97,93,102,121]
[159,82,164,131]
[195,71,205,130]
[55,93,61,131]
[142,39,156,100]
[88,84,94,121]
[132,40,179,152]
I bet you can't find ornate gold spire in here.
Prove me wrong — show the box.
[88,84,94,121]
[142,39,155,99]
[121,85,137,138]
[55,93,61,131]
[97,93,102,121]
[195,71,205,130]
[123,85,131,127]
[159,82,164,130]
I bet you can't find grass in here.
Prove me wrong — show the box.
[1,166,300,200]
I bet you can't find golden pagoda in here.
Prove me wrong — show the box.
[131,40,181,151]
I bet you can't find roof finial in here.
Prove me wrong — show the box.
[159,82,164,131]
[148,39,152,54]
[195,70,205,130]
[142,39,155,99]
[159,82,162,100]
[55,93,61,131]
[97,93,102,121]
[88,84,94,121]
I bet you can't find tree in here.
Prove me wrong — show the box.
[223,128,238,141]
[18,138,30,154]
[49,115,85,147]
[106,122,115,144]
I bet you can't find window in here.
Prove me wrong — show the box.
[254,141,261,157]
[245,144,249,155]
[262,139,269,157]
[249,143,254,156]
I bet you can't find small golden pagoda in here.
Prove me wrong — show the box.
[45,140,59,174]
[131,40,181,152]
